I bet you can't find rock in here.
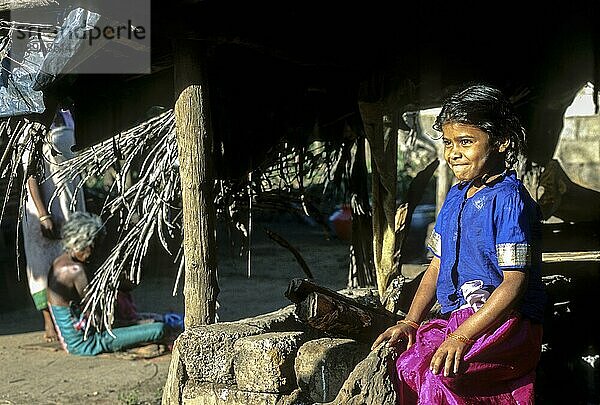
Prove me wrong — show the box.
[325,345,397,405]
[294,338,370,403]
[177,305,308,385]
[178,323,264,385]
[182,384,312,405]
[233,332,306,393]
[238,305,307,332]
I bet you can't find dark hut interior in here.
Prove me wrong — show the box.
[1,1,600,403]
[24,1,598,169]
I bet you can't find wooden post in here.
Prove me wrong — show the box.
[173,40,219,327]
[359,102,398,299]
[347,134,375,288]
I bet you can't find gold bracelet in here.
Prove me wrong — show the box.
[397,319,420,330]
[38,214,52,222]
[447,332,475,345]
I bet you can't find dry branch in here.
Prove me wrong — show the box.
[1,101,352,333]
[265,228,314,279]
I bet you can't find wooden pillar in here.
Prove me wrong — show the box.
[347,135,375,288]
[173,40,219,327]
[359,102,398,299]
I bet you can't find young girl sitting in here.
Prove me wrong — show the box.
[371,84,547,404]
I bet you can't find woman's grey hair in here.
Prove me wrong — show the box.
[61,211,106,252]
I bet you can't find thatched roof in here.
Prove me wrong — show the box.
[4,1,598,172]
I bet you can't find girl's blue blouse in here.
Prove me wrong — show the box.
[427,171,546,322]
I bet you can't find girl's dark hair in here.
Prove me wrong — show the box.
[432,84,526,168]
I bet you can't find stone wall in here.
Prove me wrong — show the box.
[554,114,600,191]
[163,303,381,405]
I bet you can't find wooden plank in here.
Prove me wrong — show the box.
[542,251,600,263]
[286,278,399,343]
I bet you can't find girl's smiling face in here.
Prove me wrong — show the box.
[442,123,507,182]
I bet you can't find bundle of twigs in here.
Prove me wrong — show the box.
[1,107,352,334]
[45,110,183,334]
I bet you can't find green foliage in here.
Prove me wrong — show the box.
[117,385,163,405]
[118,390,141,405]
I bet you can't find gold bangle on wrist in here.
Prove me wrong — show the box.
[397,319,420,330]
[447,332,475,345]
[39,214,52,222]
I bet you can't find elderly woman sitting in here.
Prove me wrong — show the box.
[47,212,168,356]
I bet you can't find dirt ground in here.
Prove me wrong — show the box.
[3,213,598,404]
[0,216,355,405]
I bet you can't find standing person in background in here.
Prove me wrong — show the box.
[371,84,546,403]
[21,98,86,342]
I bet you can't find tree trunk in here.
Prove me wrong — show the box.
[173,40,219,327]
[381,159,439,313]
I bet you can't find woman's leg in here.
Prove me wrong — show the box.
[98,321,168,353]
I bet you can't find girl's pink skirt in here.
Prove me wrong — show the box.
[394,308,543,404]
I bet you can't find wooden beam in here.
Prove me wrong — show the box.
[542,251,600,263]
[358,102,398,301]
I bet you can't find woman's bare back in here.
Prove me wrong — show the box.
[47,253,89,307]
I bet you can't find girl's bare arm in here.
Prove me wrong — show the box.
[371,256,440,350]
[404,255,441,325]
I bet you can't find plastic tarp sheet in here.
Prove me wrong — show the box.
[0,8,100,117]
[34,8,100,91]
[0,33,50,117]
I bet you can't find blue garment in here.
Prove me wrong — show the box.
[427,171,546,322]
[163,312,184,330]
[49,304,167,356]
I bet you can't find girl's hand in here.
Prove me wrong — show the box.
[371,322,416,351]
[429,334,472,377]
